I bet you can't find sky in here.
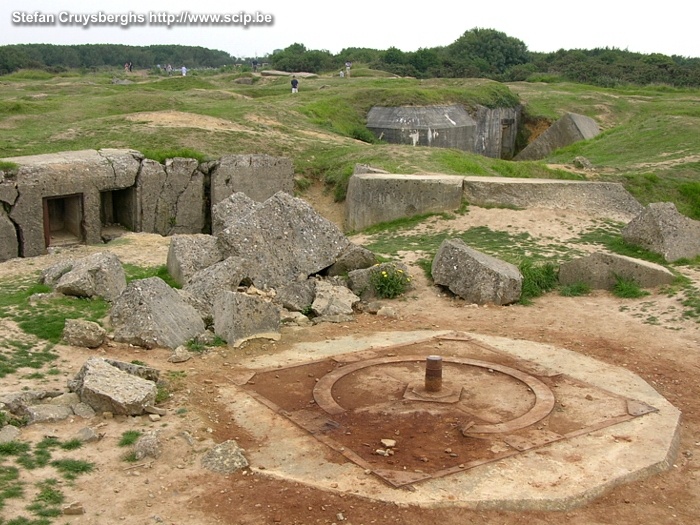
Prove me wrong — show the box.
[2,0,699,60]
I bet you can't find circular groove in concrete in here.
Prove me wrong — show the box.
[312,355,555,434]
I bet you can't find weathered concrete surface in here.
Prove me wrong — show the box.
[213,291,281,348]
[515,112,600,161]
[4,149,141,257]
[325,243,377,277]
[212,192,261,236]
[345,173,464,231]
[462,177,644,220]
[367,105,477,151]
[53,252,127,301]
[181,256,251,318]
[432,238,522,305]
[366,105,520,159]
[622,202,700,262]
[311,281,360,316]
[210,154,294,205]
[559,252,676,290]
[166,234,222,286]
[68,357,157,416]
[63,319,106,348]
[0,210,18,261]
[110,277,205,349]
[217,192,350,289]
[223,330,680,511]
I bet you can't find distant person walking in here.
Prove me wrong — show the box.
[181,66,187,77]
[345,61,352,78]
[291,75,299,93]
[166,64,172,76]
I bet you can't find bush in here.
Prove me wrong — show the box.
[369,263,412,299]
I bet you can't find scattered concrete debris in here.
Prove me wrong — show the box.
[201,440,249,474]
[559,252,675,290]
[63,319,106,348]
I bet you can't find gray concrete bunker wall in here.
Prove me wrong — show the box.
[0,150,293,262]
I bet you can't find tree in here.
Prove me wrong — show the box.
[447,28,529,76]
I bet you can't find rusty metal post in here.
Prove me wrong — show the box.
[425,355,443,392]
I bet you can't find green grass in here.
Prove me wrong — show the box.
[118,430,142,447]
[612,275,650,299]
[122,264,180,289]
[518,259,558,305]
[560,282,592,297]
[49,459,94,480]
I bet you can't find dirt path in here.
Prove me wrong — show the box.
[1,190,699,525]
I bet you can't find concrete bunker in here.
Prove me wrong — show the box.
[366,104,521,159]
[0,150,294,262]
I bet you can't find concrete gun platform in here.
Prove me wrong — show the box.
[222,331,680,511]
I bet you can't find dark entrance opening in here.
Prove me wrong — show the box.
[42,194,84,247]
[100,188,137,241]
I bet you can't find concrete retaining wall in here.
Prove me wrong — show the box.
[345,173,464,232]
[345,172,644,232]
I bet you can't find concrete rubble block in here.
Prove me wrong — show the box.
[41,260,75,286]
[462,177,643,220]
[345,173,464,231]
[202,439,249,474]
[68,357,158,416]
[0,210,18,263]
[311,281,361,316]
[0,390,63,414]
[210,154,294,205]
[22,405,74,424]
[274,279,317,312]
[166,233,223,286]
[515,112,601,161]
[135,430,162,460]
[622,202,700,262]
[97,148,143,186]
[182,256,251,318]
[432,238,522,305]
[217,191,350,289]
[54,252,127,301]
[325,243,377,276]
[63,319,106,348]
[347,262,411,301]
[75,427,101,443]
[213,291,281,348]
[211,191,261,236]
[168,346,193,363]
[559,252,676,290]
[0,425,21,443]
[110,277,205,349]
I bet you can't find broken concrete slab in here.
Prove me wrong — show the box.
[181,256,251,318]
[325,243,377,277]
[211,192,261,235]
[166,234,222,286]
[22,404,74,424]
[432,238,522,305]
[54,252,127,301]
[622,202,700,262]
[201,439,249,474]
[0,210,18,261]
[68,357,158,416]
[213,291,281,348]
[515,112,600,161]
[217,191,350,289]
[110,277,205,349]
[63,319,106,348]
[558,252,676,290]
[210,154,294,205]
[311,281,361,316]
[274,279,316,312]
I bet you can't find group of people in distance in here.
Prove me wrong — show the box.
[291,61,352,94]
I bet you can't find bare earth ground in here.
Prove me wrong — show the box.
[1,186,700,525]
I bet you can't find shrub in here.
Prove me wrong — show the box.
[369,263,412,299]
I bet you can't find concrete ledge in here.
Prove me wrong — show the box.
[462,176,644,220]
[345,173,464,231]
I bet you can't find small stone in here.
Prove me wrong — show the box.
[148,414,161,422]
[380,439,396,448]
[62,502,85,515]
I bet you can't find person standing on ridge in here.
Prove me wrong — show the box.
[291,75,299,93]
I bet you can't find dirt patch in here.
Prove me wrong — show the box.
[125,110,248,132]
[1,189,699,525]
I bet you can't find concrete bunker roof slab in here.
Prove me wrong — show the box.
[367,105,476,129]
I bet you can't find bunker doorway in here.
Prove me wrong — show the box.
[100,188,137,241]
[42,194,84,248]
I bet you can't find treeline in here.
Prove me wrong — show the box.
[270,28,700,88]
[0,43,235,74]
